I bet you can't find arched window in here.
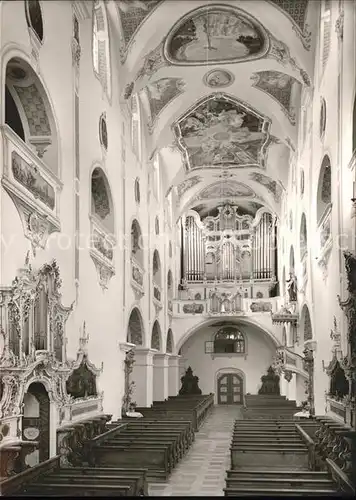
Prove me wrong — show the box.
[127,307,144,345]
[91,167,114,233]
[131,94,141,160]
[301,305,313,342]
[25,0,44,42]
[317,155,331,224]
[131,219,143,266]
[213,326,245,354]
[151,320,161,351]
[92,0,111,100]
[167,270,173,297]
[5,58,58,174]
[320,0,331,77]
[153,249,161,286]
[289,246,295,275]
[300,213,307,260]
[166,329,173,353]
[282,326,287,346]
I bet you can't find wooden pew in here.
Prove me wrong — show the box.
[50,467,148,496]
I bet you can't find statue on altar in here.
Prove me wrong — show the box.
[179,366,202,395]
[258,366,280,395]
[286,272,297,302]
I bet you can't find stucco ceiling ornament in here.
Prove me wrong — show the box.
[268,0,312,51]
[117,0,163,63]
[145,77,186,133]
[267,32,311,87]
[251,71,301,125]
[203,69,235,89]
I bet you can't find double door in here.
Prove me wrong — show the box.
[217,373,243,404]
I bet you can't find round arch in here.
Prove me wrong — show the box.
[90,164,115,234]
[2,51,60,176]
[152,249,161,286]
[126,306,145,346]
[176,316,280,353]
[131,218,144,266]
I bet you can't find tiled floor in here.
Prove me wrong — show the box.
[148,405,242,496]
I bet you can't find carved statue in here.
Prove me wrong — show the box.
[286,272,297,302]
[179,366,202,395]
[258,366,280,395]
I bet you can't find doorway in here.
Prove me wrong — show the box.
[217,373,243,404]
[22,382,50,466]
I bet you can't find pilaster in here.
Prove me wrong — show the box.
[131,348,156,407]
[153,353,170,401]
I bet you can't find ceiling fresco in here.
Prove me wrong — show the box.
[251,70,302,125]
[144,77,186,131]
[173,93,271,171]
[249,172,283,203]
[117,0,163,60]
[194,181,255,201]
[164,6,269,65]
[176,175,202,199]
[203,69,235,89]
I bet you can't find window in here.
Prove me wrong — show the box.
[320,0,331,78]
[155,216,159,235]
[92,0,111,100]
[130,94,141,160]
[213,327,245,354]
[317,155,332,224]
[99,113,108,151]
[134,178,140,204]
[320,98,326,139]
[25,0,44,42]
[300,213,307,260]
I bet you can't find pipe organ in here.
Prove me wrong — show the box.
[180,204,276,284]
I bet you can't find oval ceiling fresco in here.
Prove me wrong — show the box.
[164,5,269,65]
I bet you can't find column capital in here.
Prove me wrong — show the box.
[153,352,170,360]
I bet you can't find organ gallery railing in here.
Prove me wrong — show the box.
[180,204,277,285]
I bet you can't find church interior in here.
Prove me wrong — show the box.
[0,0,356,496]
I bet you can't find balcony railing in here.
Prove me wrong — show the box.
[172,295,280,317]
[1,125,62,249]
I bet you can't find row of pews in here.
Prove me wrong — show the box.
[1,393,214,496]
[224,416,346,496]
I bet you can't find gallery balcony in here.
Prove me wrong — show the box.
[172,291,280,318]
[0,125,62,251]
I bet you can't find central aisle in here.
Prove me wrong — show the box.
[148,405,242,496]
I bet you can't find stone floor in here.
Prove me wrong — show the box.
[148,405,242,496]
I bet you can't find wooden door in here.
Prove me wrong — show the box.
[22,383,50,464]
[217,373,243,404]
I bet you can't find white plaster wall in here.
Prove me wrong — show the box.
[179,325,276,398]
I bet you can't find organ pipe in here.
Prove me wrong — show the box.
[182,206,275,283]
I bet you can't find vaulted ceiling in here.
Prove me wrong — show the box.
[114,0,317,219]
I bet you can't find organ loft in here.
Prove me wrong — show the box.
[0,0,356,497]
